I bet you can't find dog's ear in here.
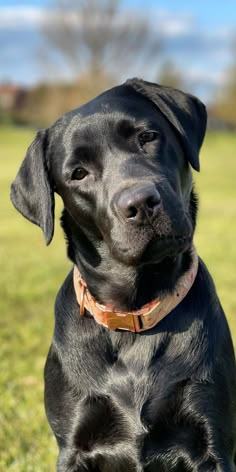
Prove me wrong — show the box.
[126,78,207,171]
[10,129,54,245]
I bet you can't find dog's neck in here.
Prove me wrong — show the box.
[61,210,193,311]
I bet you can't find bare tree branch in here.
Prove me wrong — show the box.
[41,0,161,79]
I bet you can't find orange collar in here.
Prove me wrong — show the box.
[73,248,198,333]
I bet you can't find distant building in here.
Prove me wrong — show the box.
[0,83,28,112]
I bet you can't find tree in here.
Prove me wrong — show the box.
[41,0,161,81]
[158,60,185,90]
[211,39,236,126]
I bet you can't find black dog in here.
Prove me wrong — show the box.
[11,79,236,471]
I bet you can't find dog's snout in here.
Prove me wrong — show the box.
[115,184,161,223]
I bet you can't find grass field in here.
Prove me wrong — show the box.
[1,126,236,470]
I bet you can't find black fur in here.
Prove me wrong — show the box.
[11,79,236,471]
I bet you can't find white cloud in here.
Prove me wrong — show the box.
[185,68,226,86]
[0,5,196,36]
[0,7,45,29]
[150,9,194,37]
[0,5,234,49]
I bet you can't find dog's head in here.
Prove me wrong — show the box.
[11,79,207,266]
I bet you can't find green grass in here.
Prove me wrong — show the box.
[1,126,236,470]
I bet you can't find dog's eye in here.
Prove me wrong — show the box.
[139,131,158,146]
[71,168,88,180]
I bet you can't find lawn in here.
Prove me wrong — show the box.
[1,126,236,470]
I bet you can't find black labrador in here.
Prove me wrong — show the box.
[11,79,236,471]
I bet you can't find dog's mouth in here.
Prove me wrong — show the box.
[141,233,192,264]
[109,231,193,267]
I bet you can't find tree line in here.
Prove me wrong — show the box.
[1,0,236,128]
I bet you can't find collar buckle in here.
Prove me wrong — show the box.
[104,312,142,332]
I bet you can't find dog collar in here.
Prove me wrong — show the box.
[73,248,198,333]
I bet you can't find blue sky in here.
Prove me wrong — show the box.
[1,0,236,101]
[1,0,236,26]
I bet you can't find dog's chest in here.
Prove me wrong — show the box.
[101,333,167,421]
[75,333,190,452]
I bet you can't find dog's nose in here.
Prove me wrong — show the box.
[115,184,161,223]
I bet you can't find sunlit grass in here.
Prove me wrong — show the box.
[1,126,236,470]
[195,132,236,342]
